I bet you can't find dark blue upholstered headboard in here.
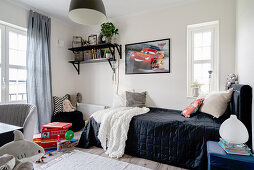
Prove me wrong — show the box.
[230,84,252,148]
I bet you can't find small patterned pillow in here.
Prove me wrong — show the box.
[181,98,204,118]
[53,94,70,114]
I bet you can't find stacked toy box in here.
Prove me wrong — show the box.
[33,122,72,149]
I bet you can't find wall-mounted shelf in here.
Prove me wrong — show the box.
[68,58,116,75]
[68,43,122,75]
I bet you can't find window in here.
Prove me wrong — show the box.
[0,22,27,103]
[187,21,219,97]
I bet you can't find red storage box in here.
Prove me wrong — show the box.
[33,122,72,149]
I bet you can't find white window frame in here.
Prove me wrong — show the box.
[0,24,6,103]
[187,21,219,97]
[0,22,27,103]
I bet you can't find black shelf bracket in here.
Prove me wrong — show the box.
[115,44,122,59]
[71,62,80,75]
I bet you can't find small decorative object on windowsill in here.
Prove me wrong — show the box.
[191,81,201,97]
[225,73,239,90]
[100,22,119,44]
[208,70,213,93]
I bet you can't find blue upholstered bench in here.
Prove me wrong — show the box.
[207,141,254,170]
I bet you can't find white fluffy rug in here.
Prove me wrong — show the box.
[36,150,151,170]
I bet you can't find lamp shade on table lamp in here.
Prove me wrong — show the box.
[219,115,249,144]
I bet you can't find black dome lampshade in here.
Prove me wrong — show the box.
[69,0,107,25]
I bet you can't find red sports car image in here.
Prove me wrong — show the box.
[129,48,164,70]
[125,39,170,74]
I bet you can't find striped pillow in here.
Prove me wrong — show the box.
[53,94,69,114]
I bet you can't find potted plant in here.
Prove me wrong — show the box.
[104,49,111,59]
[100,22,119,43]
[191,81,202,97]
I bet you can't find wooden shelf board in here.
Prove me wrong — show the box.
[69,58,115,64]
[68,43,118,52]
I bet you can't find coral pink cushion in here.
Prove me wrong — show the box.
[181,98,204,118]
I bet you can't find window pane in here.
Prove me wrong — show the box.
[194,31,212,60]
[203,47,211,60]
[9,31,26,66]
[194,33,202,47]
[203,32,211,46]
[18,34,27,51]
[194,47,202,60]
[193,63,211,94]
[9,32,18,49]
[9,68,27,102]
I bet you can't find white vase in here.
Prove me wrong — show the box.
[219,115,249,144]
[192,87,199,97]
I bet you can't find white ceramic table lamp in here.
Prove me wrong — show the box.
[219,115,249,144]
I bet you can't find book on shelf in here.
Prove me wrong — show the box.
[218,138,251,156]
[89,49,109,60]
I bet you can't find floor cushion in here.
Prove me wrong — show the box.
[52,111,85,132]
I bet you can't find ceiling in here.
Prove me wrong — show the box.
[10,0,196,26]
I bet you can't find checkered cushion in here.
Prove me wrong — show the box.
[53,94,69,114]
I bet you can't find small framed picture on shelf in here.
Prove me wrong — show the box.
[88,34,97,45]
[72,36,82,48]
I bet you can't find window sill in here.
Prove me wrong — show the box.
[187,96,198,99]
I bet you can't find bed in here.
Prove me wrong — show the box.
[77,84,252,169]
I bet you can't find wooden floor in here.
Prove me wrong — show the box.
[35,131,187,170]
[78,146,187,170]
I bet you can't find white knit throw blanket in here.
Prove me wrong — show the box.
[92,107,150,158]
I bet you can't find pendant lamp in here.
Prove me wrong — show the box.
[69,0,107,25]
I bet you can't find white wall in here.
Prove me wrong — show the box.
[76,0,236,109]
[0,0,79,97]
[236,0,254,149]
[0,0,28,28]
[50,18,80,96]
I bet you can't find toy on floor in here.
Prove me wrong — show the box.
[57,130,77,152]
[63,99,75,112]
[0,154,15,170]
[33,122,72,149]
[0,130,45,170]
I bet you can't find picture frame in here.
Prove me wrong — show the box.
[72,36,82,48]
[88,34,98,45]
[125,38,170,74]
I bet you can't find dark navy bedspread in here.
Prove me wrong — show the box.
[78,107,227,169]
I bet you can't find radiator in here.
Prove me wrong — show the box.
[77,103,107,120]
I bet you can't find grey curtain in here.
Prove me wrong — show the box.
[27,10,52,132]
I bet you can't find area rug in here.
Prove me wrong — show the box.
[36,150,151,170]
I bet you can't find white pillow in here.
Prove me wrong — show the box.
[199,88,234,118]
[112,93,126,108]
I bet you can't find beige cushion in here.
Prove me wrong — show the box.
[199,88,233,118]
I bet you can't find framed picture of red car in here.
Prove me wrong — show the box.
[125,39,170,74]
